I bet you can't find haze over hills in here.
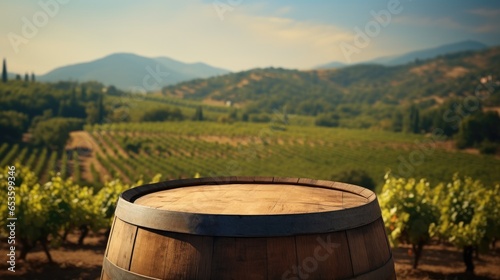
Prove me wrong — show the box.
[39,53,230,90]
[163,46,500,115]
[315,40,488,69]
[37,40,489,91]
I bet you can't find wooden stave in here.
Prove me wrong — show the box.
[101,218,395,280]
[102,256,395,280]
[102,177,395,279]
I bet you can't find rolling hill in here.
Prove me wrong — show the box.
[379,40,487,66]
[316,40,487,69]
[39,53,230,90]
[163,46,500,115]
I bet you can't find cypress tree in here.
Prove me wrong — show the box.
[31,72,35,82]
[24,72,29,82]
[2,59,7,83]
[193,106,204,121]
[15,74,21,81]
[97,94,105,123]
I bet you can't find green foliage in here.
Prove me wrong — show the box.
[433,175,499,249]
[456,111,500,149]
[85,94,106,124]
[391,111,404,132]
[478,140,498,154]
[0,164,135,260]
[72,150,81,183]
[0,165,74,260]
[193,106,204,121]
[0,110,29,142]
[87,121,500,187]
[331,169,376,191]
[380,174,439,247]
[31,118,84,149]
[0,165,49,244]
[432,175,499,272]
[93,179,133,227]
[2,59,7,83]
[380,172,499,272]
[161,47,500,130]
[249,113,271,123]
[140,107,184,122]
[404,105,420,133]
[380,173,439,268]
[315,112,339,127]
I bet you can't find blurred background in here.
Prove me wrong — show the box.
[0,0,499,279]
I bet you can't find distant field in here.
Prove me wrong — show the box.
[106,95,233,122]
[52,121,498,190]
[5,121,498,190]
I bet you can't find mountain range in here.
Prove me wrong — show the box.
[37,40,488,90]
[39,53,230,90]
[161,46,499,116]
[315,40,487,69]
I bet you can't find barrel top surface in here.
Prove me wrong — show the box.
[134,183,369,215]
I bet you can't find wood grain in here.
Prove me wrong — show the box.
[106,218,138,269]
[295,231,353,279]
[103,177,394,279]
[130,229,213,279]
[211,237,267,280]
[134,184,348,214]
[266,236,297,279]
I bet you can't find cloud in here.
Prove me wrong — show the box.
[393,14,499,34]
[473,24,499,34]
[393,16,463,29]
[468,8,500,17]
[275,6,292,16]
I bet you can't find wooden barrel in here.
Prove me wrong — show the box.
[101,177,395,280]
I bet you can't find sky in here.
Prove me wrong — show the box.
[1,0,499,75]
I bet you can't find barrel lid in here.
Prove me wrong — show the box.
[115,177,381,237]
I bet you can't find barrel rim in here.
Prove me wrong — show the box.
[121,176,376,202]
[115,177,381,237]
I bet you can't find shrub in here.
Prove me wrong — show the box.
[331,169,376,191]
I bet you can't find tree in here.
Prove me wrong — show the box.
[31,72,35,82]
[15,74,21,81]
[380,173,439,269]
[456,111,500,150]
[404,105,420,133]
[242,112,249,122]
[315,112,340,127]
[141,107,183,122]
[193,106,204,121]
[31,118,84,149]
[331,169,376,191]
[228,109,238,121]
[86,94,106,124]
[0,111,29,142]
[24,72,29,82]
[57,88,87,119]
[2,58,7,82]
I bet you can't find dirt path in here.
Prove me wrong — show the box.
[66,131,112,183]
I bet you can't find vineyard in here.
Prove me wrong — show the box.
[3,121,499,188]
[1,121,500,279]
